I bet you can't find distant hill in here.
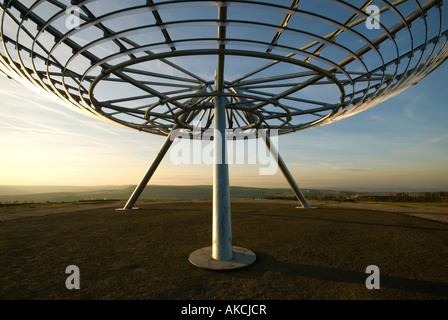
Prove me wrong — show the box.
[0,185,126,196]
[0,185,300,203]
[2,185,446,204]
[0,184,360,203]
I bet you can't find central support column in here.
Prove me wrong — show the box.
[188,3,256,269]
[212,2,232,260]
[188,91,256,269]
[212,94,233,261]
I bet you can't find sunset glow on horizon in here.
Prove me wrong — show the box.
[1,1,448,193]
[2,61,448,192]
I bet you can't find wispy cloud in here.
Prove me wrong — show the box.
[1,80,158,152]
[426,133,448,144]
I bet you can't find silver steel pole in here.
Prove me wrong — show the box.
[119,131,175,210]
[211,2,233,260]
[211,3,233,261]
[260,130,311,208]
[212,95,233,261]
[189,3,255,269]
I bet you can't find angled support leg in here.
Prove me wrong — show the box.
[117,130,175,210]
[260,130,312,209]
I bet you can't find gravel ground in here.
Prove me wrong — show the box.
[1,199,447,301]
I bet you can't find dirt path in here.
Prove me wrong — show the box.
[0,202,121,222]
[0,200,207,222]
[311,200,448,223]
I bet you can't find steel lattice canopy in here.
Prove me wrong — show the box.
[1,0,448,138]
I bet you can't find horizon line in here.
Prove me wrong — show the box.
[1,184,447,193]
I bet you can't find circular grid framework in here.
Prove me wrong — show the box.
[1,0,448,138]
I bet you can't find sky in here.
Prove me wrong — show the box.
[1,1,448,193]
[1,59,447,192]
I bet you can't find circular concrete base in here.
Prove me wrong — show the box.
[189,246,256,270]
[296,206,318,209]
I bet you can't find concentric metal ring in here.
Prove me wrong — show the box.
[1,0,447,138]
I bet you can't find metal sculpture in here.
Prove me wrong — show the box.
[1,0,447,269]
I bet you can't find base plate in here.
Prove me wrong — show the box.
[189,246,256,270]
[115,207,140,211]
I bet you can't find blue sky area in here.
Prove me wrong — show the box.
[1,60,447,192]
[1,1,447,192]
